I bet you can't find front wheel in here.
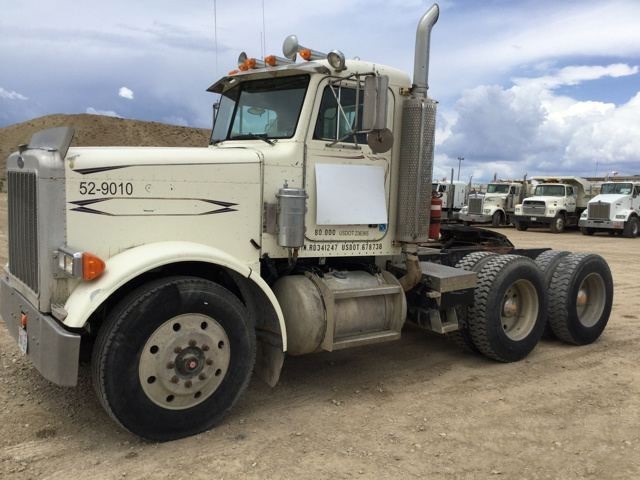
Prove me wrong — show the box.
[491,211,503,227]
[515,220,528,231]
[92,276,255,441]
[623,217,639,238]
[550,213,566,233]
[581,227,595,236]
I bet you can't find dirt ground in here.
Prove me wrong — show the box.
[0,196,638,480]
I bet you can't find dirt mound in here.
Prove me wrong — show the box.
[0,114,210,174]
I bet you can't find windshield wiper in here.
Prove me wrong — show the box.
[230,133,275,146]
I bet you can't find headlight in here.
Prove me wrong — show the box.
[484,209,491,214]
[57,247,106,281]
[581,211,587,218]
[548,209,555,215]
[615,214,626,219]
[515,206,521,213]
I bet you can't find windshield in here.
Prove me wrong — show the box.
[601,183,633,195]
[211,75,310,143]
[486,184,510,194]
[534,185,565,197]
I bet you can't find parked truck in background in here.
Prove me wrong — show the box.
[0,4,614,441]
[432,180,468,221]
[513,176,600,233]
[459,181,530,227]
[580,181,640,238]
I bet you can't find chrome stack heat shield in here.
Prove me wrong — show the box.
[396,96,437,243]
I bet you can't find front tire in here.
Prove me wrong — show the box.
[467,255,547,362]
[515,220,528,231]
[547,253,613,345]
[581,227,595,236]
[623,217,639,238]
[550,213,566,233]
[92,276,255,441]
[491,211,503,227]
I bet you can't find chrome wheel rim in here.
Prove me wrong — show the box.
[139,314,230,410]
[556,217,564,230]
[500,279,538,341]
[576,273,606,328]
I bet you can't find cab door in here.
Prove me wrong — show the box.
[566,186,577,212]
[301,76,396,256]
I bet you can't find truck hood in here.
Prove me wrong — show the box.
[589,194,628,204]
[65,145,263,173]
[522,196,563,203]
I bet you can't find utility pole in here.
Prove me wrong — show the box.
[457,156,464,181]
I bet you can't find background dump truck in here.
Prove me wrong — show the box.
[459,180,530,227]
[0,4,614,441]
[513,176,600,233]
[580,180,640,238]
[432,180,468,221]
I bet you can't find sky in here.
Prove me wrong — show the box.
[1,0,639,181]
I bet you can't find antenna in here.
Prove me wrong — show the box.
[261,0,266,59]
[213,0,218,77]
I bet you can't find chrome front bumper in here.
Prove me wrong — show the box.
[579,219,624,230]
[0,273,80,386]
[458,213,491,223]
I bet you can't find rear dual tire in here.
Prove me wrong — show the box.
[547,253,613,345]
[453,252,547,362]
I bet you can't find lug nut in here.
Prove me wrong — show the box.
[199,373,207,380]
[188,339,197,347]
[167,362,175,369]
[202,345,210,352]
[170,376,179,384]
[206,359,213,366]
[185,380,192,388]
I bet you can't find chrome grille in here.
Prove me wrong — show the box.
[468,197,483,214]
[588,202,610,220]
[8,171,39,292]
[523,201,545,216]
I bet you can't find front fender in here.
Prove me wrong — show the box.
[62,241,287,350]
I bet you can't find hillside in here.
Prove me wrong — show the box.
[0,114,210,175]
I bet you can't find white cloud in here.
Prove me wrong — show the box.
[86,107,121,117]
[439,64,640,180]
[118,86,134,100]
[0,86,28,100]
[513,63,639,90]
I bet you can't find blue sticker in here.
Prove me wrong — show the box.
[379,224,387,232]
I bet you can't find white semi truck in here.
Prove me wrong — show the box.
[432,180,468,220]
[1,5,613,441]
[459,181,530,226]
[513,176,599,233]
[579,181,640,237]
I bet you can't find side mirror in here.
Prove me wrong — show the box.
[211,101,221,130]
[362,75,389,131]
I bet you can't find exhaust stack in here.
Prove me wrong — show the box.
[395,4,440,244]
[412,4,440,96]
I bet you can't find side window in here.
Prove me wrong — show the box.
[314,85,367,144]
[634,186,640,196]
[566,186,574,196]
[509,186,516,194]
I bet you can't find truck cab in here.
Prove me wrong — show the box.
[513,177,597,233]
[580,181,640,238]
[459,182,527,227]
[432,180,468,220]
